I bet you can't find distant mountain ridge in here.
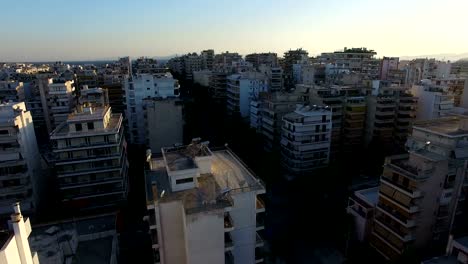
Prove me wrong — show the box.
[400,52,468,62]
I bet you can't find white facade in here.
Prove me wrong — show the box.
[124,73,180,144]
[0,203,39,264]
[347,187,378,242]
[144,141,266,264]
[0,102,42,215]
[227,73,268,118]
[280,105,332,175]
[411,83,454,120]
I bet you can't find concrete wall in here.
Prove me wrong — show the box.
[230,192,256,264]
[185,211,225,264]
[0,236,22,264]
[159,201,188,264]
[146,100,183,153]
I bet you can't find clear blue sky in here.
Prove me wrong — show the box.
[1,0,467,61]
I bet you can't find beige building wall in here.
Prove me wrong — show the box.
[186,211,225,264]
[159,201,188,264]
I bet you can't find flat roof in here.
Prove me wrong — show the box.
[30,214,116,264]
[145,148,264,214]
[413,116,468,137]
[67,106,109,123]
[355,187,379,208]
[162,143,211,171]
[51,113,122,138]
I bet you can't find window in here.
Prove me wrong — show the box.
[322,115,327,122]
[87,122,94,130]
[0,130,8,135]
[176,178,194,185]
[75,123,82,131]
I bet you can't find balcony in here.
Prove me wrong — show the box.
[386,157,432,181]
[256,197,265,213]
[256,232,265,247]
[374,217,413,242]
[224,213,234,232]
[225,233,234,252]
[379,192,419,213]
[150,229,159,249]
[376,205,416,228]
[380,177,422,198]
[256,213,265,231]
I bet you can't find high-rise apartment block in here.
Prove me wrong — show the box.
[280,105,332,175]
[49,105,128,210]
[319,47,380,80]
[0,81,24,102]
[370,116,468,260]
[124,73,180,145]
[227,72,268,118]
[283,49,309,89]
[144,141,266,264]
[200,49,215,70]
[37,78,75,133]
[365,81,418,148]
[245,53,278,68]
[0,102,42,215]
[411,82,454,120]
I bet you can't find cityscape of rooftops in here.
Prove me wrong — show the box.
[1,1,468,264]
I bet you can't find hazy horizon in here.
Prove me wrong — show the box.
[2,0,467,62]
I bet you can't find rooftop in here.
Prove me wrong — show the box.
[29,214,116,264]
[50,112,122,138]
[67,106,109,123]
[413,116,468,137]
[145,147,265,214]
[162,142,211,171]
[354,187,379,208]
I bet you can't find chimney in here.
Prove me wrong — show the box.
[10,203,34,264]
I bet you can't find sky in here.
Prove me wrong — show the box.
[1,0,467,62]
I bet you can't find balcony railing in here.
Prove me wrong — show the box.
[376,204,416,228]
[225,233,234,251]
[224,213,234,232]
[380,177,422,198]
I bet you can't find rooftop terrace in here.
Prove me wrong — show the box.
[145,147,265,214]
[413,116,468,137]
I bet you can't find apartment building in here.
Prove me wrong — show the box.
[370,116,468,260]
[365,81,418,147]
[49,105,128,210]
[0,81,24,102]
[306,84,366,155]
[405,59,452,85]
[280,105,332,175]
[258,65,283,91]
[144,98,184,153]
[319,47,379,80]
[0,203,39,264]
[0,102,42,215]
[214,51,242,66]
[36,77,75,133]
[283,49,309,89]
[124,73,180,145]
[411,82,454,120]
[347,187,379,242]
[183,53,202,80]
[245,53,278,68]
[144,140,266,264]
[253,90,306,151]
[133,57,166,75]
[380,57,399,80]
[209,72,228,100]
[200,49,215,70]
[79,86,108,107]
[433,78,468,107]
[227,72,268,118]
